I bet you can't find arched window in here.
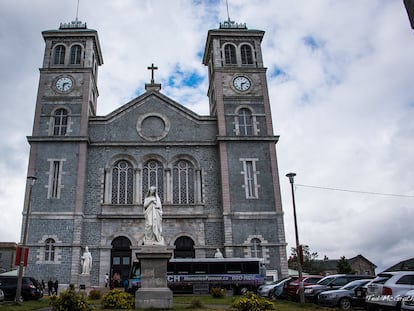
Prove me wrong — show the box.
[70,44,82,64]
[174,236,195,258]
[142,160,164,202]
[45,238,55,262]
[251,238,262,258]
[224,44,237,64]
[53,45,65,65]
[111,160,133,204]
[173,160,194,204]
[238,108,253,136]
[53,108,68,136]
[241,44,254,64]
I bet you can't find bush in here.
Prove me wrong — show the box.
[49,287,91,311]
[210,287,226,298]
[189,298,204,308]
[231,291,274,311]
[101,289,134,309]
[88,289,102,300]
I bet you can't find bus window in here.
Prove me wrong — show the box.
[226,263,242,274]
[192,263,208,274]
[176,263,191,274]
[210,263,225,274]
[243,262,259,274]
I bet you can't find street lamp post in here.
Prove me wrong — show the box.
[286,172,305,304]
[15,176,37,303]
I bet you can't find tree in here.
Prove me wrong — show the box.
[337,256,353,274]
[288,245,322,274]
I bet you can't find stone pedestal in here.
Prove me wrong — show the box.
[135,245,173,309]
[78,274,91,290]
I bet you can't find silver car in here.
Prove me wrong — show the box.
[402,289,414,311]
[318,279,372,310]
[366,271,414,311]
[257,277,294,298]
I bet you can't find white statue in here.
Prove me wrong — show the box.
[143,186,164,245]
[214,248,224,258]
[81,246,92,274]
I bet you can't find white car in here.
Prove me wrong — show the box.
[402,289,414,311]
[366,271,414,311]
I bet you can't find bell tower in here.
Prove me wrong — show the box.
[203,20,288,278]
[26,20,103,284]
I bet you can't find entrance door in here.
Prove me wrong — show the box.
[174,236,195,258]
[111,236,132,288]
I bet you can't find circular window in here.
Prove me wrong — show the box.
[136,113,170,141]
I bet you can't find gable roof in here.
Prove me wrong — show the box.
[91,90,214,123]
[384,257,414,272]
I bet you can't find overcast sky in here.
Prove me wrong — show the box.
[1,0,413,273]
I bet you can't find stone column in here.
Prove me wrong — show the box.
[135,245,173,309]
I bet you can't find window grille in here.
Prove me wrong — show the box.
[241,159,259,199]
[142,160,164,202]
[173,160,194,204]
[111,160,133,204]
[241,44,254,64]
[70,44,82,64]
[45,238,55,261]
[238,108,253,136]
[51,161,61,198]
[53,108,68,136]
[54,45,65,65]
[251,238,262,258]
[224,44,237,64]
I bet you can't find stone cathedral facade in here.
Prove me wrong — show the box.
[21,19,288,287]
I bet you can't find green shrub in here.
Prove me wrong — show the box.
[231,291,274,311]
[88,289,102,300]
[101,289,134,309]
[49,287,91,311]
[210,287,226,298]
[189,298,204,308]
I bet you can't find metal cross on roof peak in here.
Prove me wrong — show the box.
[147,63,158,84]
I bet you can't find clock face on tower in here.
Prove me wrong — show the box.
[55,76,73,92]
[233,75,251,92]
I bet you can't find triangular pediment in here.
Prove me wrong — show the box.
[89,91,217,144]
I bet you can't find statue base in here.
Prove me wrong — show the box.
[135,245,173,309]
[78,274,91,290]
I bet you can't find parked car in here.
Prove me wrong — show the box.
[402,289,414,311]
[0,288,4,302]
[353,273,393,308]
[258,277,296,298]
[0,276,43,301]
[304,274,374,303]
[318,279,373,310]
[282,275,324,300]
[366,271,414,311]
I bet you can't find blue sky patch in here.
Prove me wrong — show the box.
[168,65,204,88]
[303,35,322,50]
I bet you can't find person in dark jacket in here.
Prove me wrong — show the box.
[47,279,53,296]
[54,280,58,295]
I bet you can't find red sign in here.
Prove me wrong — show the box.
[15,246,29,266]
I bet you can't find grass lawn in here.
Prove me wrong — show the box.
[0,294,334,311]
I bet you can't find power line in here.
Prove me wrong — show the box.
[295,184,414,198]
